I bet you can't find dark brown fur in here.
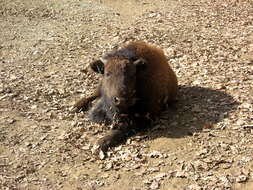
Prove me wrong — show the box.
[73,41,178,153]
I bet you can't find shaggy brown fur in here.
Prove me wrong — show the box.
[73,41,178,153]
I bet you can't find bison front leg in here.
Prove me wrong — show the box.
[92,116,151,156]
[71,88,100,112]
[92,122,133,155]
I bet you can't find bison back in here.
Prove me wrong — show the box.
[126,42,178,116]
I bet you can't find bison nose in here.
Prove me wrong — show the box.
[113,97,121,105]
[113,97,126,106]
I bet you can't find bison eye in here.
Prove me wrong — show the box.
[105,72,111,77]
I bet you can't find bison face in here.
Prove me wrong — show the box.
[90,57,146,113]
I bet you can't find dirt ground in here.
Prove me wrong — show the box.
[0,0,253,189]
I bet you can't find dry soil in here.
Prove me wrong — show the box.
[0,0,253,189]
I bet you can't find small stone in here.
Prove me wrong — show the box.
[104,162,113,171]
[7,119,16,124]
[148,151,163,158]
[147,167,160,173]
[31,105,37,109]
[187,184,202,190]
[236,175,248,183]
[175,171,186,178]
[153,173,167,181]
[143,179,152,184]
[150,181,159,190]
[98,150,105,160]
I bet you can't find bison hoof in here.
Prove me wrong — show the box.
[91,137,111,159]
[70,99,91,113]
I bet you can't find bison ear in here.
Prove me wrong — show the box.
[90,58,107,74]
[133,58,147,71]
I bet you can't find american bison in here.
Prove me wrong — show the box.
[73,41,178,153]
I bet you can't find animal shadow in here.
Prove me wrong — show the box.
[146,85,239,139]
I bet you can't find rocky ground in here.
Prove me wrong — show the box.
[0,0,253,189]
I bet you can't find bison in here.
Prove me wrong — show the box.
[73,41,178,153]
